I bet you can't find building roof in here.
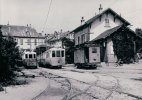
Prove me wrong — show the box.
[72,8,130,32]
[91,25,142,42]
[92,25,122,41]
[0,25,44,38]
[47,31,70,42]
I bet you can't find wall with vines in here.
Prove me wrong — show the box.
[112,28,135,63]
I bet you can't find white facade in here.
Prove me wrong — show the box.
[15,37,45,51]
[90,13,123,41]
[73,8,131,63]
[1,25,45,51]
[47,40,62,48]
[45,31,74,48]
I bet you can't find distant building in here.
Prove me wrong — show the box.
[45,31,74,48]
[0,24,45,51]
[72,7,142,66]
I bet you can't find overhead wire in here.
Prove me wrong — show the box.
[42,0,53,33]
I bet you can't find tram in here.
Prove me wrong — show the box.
[22,51,38,69]
[37,47,65,68]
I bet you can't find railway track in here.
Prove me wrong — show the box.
[32,69,142,100]
[36,71,100,100]
[61,68,142,100]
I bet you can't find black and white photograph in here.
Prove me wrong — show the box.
[0,0,142,100]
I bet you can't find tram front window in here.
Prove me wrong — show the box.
[33,54,36,58]
[56,50,60,57]
[52,51,55,57]
[29,54,32,58]
[61,50,64,57]
[25,54,28,58]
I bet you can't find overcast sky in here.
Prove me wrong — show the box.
[1,0,142,34]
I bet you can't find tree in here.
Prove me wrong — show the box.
[62,37,75,64]
[136,28,142,37]
[0,27,21,82]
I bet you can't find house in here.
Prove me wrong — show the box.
[0,24,45,51]
[72,7,142,66]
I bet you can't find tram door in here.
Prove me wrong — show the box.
[89,47,100,63]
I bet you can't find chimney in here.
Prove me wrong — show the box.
[7,21,9,26]
[81,17,85,25]
[99,4,103,13]
[60,29,63,33]
[29,24,31,28]
[8,26,11,33]
[42,31,44,34]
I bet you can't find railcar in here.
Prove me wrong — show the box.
[74,45,100,69]
[37,47,65,68]
[22,51,38,69]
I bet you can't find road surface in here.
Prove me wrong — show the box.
[32,63,142,100]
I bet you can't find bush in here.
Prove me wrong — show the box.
[0,85,4,91]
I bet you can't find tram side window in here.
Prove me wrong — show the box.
[56,50,60,57]
[52,51,55,57]
[29,54,32,58]
[61,50,64,57]
[25,54,28,58]
[92,48,97,53]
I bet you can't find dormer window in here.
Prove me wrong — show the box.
[105,18,110,27]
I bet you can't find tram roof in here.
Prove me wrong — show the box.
[23,51,36,54]
[49,47,65,50]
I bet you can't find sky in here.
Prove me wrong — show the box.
[1,0,142,34]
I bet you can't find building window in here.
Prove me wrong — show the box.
[27,39,30,45]
[82,34,85,43]
[35,39,37,45]
[85,34,87,42]
[20,39,23,45]
[81,34,85,43]
[78,37,80,44]
[92,48,97,53]
[105,18,110,27]
[81,35,83,43]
